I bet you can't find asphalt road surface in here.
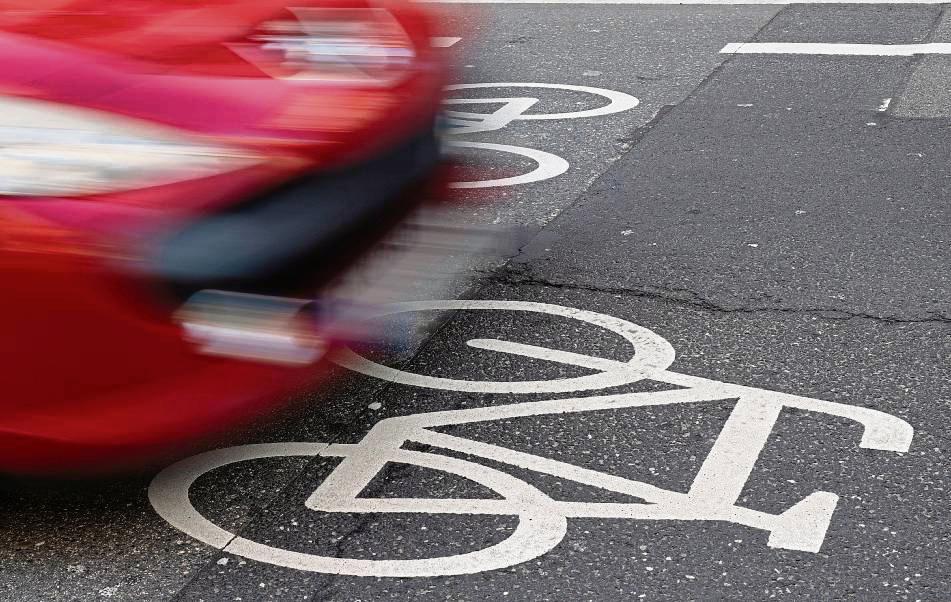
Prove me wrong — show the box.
[3,3,951,601]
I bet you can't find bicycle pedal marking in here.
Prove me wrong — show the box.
[442,83,640,188]
[149,300,914,577]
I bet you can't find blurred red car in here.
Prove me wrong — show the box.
[0,0,450,473]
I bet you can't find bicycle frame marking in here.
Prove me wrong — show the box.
[150,300,913,578]
[443,83,639,188]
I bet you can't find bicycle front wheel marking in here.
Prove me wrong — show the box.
[443,82,640,121]
[334,299,676,394]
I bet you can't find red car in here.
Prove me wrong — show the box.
[0,0,450,474]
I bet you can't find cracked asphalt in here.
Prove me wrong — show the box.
[3,3,951,601]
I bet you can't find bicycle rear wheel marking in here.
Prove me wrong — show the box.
[447,141,569,188]
[149,442,567,577]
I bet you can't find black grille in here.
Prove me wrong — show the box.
[150,129,442,300]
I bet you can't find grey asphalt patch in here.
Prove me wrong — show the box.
[892,56,951,118]
[514,52,951,320]
[751,4,940,43]
[892,8,951,118]
[0,477,210,601]
[932,6,951,39]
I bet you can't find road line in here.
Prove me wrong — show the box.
[720,42,951,56]
[420,0,946,4]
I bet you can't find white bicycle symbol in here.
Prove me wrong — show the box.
[150,300,913,578]
[443,83,639,189]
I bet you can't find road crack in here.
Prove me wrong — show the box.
[480,266,951,325]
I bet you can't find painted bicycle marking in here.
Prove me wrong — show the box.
[150,300,913,577]
[443,83,639,188]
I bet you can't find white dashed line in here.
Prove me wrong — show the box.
[721,42,951,56]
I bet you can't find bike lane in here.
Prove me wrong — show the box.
[160,5,950,602]
[158,7,951,600]
[5,5,951,602]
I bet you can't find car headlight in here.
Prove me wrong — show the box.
[231,8,417,85]
[0,96,259,198]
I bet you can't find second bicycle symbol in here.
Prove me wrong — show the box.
[150,300,914,578]
[442,83,640,189]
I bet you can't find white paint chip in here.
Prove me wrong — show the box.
[430,37,462,47]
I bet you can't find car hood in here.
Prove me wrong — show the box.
[0,0,302,74]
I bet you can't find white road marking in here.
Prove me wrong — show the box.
[446,141,570,189]
[445,82,640,123]
[430,36,462,47]
[333,299,674,393]
[151,300,914,577]
[442,83,639,188]
[421,0,945,4]
[721,42,951,56]
[149,443,332,548]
